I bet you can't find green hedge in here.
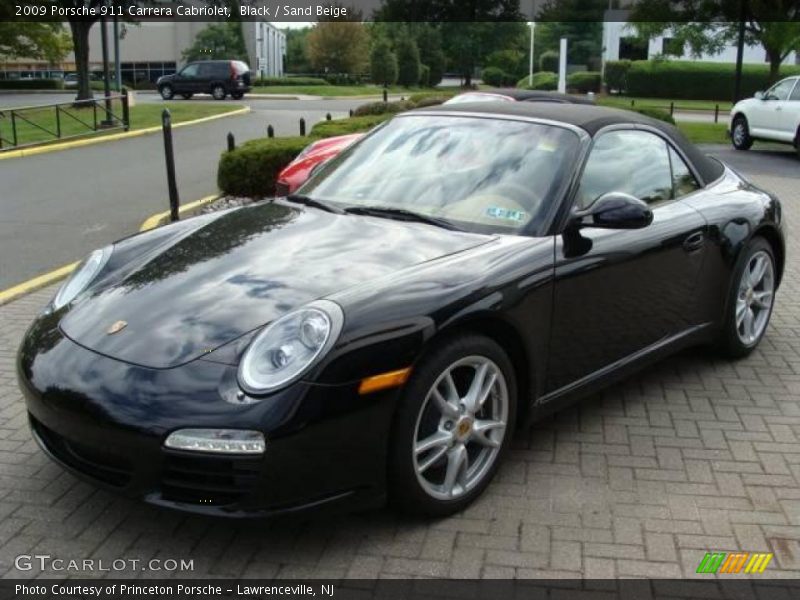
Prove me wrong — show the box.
[517,72,558,90]
[482,66,516,87]
[603,60,631,93]
[0,78,63,90]
[352,100,412,117]
[253,76,330,86]
[218,137,311,198]
[625,60,800,100]
[567,71,601,93]
[630,107,675,124]
[310,114,391,137]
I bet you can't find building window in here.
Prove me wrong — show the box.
[619,37,648,61]
[662,38,683,57]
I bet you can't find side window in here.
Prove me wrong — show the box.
[577,130,673,208]
[789,80,800,101]
[180,64,199,78]
[767,78,795,101]
[198,64,217,78]
[668,147,700,197]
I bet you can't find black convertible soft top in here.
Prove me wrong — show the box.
[418,102,725,186]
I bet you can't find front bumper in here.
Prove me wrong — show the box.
[18,317,398,517]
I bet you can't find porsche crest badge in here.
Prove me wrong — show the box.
[106,320,127,335]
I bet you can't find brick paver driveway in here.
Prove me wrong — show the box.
[1,148,799,580]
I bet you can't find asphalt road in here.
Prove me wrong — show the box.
[0,92,796,291]
[0,94,369,290]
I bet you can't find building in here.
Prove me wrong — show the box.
[602,10,799,66]
[0,21,286,82]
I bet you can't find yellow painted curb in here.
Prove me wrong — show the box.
[0,193,220,307]
[139,193,220,232]
[0,262,78,307]
[0,106,250,161]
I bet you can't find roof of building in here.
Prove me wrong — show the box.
[417,102,724,185]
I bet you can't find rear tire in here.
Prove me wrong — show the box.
[211,85,226,100]
[717,237,776,358]
[388,333,517,517]
[159,84,173,100]
[731,115,753,151]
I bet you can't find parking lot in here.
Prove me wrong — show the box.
[0,148,799,579]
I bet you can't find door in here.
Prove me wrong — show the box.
[545,128,708,393]
[175,63,201,93]
[754,78,798,140]
[778,78,800,139]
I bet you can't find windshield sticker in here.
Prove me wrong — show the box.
[485,207,526,222]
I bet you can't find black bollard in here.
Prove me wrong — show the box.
[326,113,331,121]
[162,109,180,222]
[227,131,235,151]
[383,88,388,103]
[300,117,306,136]
[267,124,274,138]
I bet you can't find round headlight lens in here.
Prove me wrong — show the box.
[52,246,112,310]
[238,300,344,394]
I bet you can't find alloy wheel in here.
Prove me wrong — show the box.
[160,85,173,100]
[735,249,774,345]
[212,86,226,100]
[412,356,508,500]
[732,121,746,146]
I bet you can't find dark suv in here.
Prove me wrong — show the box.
[157,60,251,101]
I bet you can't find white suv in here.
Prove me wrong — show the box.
[730,76,800,158]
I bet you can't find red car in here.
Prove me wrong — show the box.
[275,133,363,196]
[275,90,594,196]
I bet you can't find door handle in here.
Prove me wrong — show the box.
[683,231,705,252]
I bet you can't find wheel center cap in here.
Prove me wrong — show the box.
[746,288,754,304]
[455,417,473,441]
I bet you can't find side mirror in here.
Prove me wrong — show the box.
[572,192,653,230]
[754,91,765,100]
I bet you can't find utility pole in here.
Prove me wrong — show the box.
[100,10,113,126]
[733,0,746,103]
[528,22,535,86]
[113,15,121,92]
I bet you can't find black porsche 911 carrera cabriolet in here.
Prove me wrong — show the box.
[18,103,784,517]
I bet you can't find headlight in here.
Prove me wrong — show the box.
[52,246,112,311]
[238,300,344,394]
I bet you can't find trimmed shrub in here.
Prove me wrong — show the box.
[253,76,329,86]
[539,51,559,73]
[310,114,392,138]
[566,71,601,93]
[482,66,515,87]
[408,90,457,104]
[625,60,800,100]
[0,78,63,90]
[413,95,448,108]
[353,100,412,116]
[603,60,630,94]
[517,71,558,91]
[629,107,675,124]
[218,136,311,198]
[370,38,398,87]
[396,37,421,87]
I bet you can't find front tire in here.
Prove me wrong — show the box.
[388,334,517,516]
[731,115,753,151]
[159,84,174,100]
[211,85,227,100]
[717,237,776,358]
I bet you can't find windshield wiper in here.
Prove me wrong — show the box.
[285,194,345,214]
[344,205,460,231]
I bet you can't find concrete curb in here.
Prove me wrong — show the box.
[0,193,220,307]
[0,106,250,161]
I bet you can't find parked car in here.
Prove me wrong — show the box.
[730,75,800,158]
[63,72,101,89]
[20,104,784,518]
[157,60,251,101]
[276,90,595,195]
[276,134,364,196]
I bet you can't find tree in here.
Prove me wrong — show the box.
[307,21,369,77]
[629,0,800,83]
[284,27,312,73]
[182,23,247,63]
[396,36,421,87]
[0,23,71,64]
[370,37,398,86]
[375,0,526,86]
[415,25,445,86]
[532,0,606,70]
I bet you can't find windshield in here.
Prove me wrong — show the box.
[300,115,580,234]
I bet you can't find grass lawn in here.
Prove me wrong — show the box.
[2,101,244,148]
[250,84,464,97]
[676,122,730,144]
[599,96,733,112]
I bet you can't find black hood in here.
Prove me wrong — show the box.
[60,202,494,369]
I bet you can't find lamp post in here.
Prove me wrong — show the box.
[528,21,536,87]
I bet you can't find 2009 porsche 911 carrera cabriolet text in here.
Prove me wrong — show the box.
[18,104,785,517]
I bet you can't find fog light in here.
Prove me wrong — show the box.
[164,429,265,454]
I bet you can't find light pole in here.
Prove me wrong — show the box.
[528,21,536,87]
